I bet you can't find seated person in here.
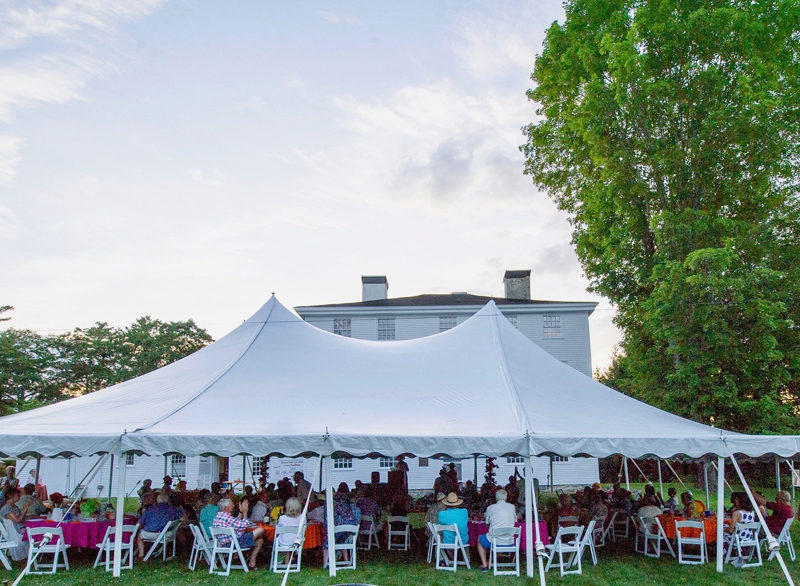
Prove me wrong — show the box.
[332,483,360,550]
[663,487,679,513]
[680,491,705,518]
[0,487,24,537]
[249,491,269,523]
[356,486,380,526]
[437,492,468,546]
[212,497,264,570]
[724,493,756,566]
[477,489,517,571]
[637,494,662,532]
[17,483,47,519]
[138,479,153,504]
[556,493,578,524]
[198,492,219,536]
[642,484,664,508]
[276,497,303,559]
[425,492,446,536]
[755,490,792,535]
[136,492,184,559]
[307,497,326,524]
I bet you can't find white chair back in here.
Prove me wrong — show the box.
[770,517,795,562]
[544,525,584,577]
[270,525,303,574]
[431,523,470,572]
[25,526,69,575]
[489,525,521,576]
[333,524,359,570]
[675,520,706,565]
[188,523,212,571]
[208,526,250,576]
[93,523,139,572]
[386,516,410,551]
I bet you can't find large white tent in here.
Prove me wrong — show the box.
[1,296,798,582]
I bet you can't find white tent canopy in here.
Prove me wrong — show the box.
[1,295,797,461]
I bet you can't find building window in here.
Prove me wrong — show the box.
[333,318,351,337]
[552,456,568,463]
[543,314,562,338]
[125,454,135,467]
[251,457,267,479]
[506,456,524,464]
[377,318,395,340]
[418,458,429,467]
[439,316,457,332]
[170,454,187,476]
[333,458,353,469]
[379,457,397,468]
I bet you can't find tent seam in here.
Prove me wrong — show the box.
[128,296,279,434]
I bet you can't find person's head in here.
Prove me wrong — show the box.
[642,494,658,507]
[169,492,184,507]
[442,492,463,508]
[397,455,405,462]
[244,485,254,495]
[163,475,172,487]
[285,497,301,518]
[668,487,676,497]
[143,479,152,488]
[644,484,655,496]
[337,482,350,495]
[23,483,35,496]
[156,492,170,504]
[680,491,693,505]
[141,492,156,507]
[218,498,234,513]
[738,496,753,512]
[6,466,15,478]
[211,482,221,494]
[448,462,454,469]
[558,493,571,506]
[176,480,187,491]
[293,471,304,483]
[777,490,792,504]
[259,491,270,503]
[2,486,19,503]
[198,488,210,502]
[495,489,508,503]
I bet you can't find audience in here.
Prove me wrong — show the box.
[198,491,219,537]
[681,491,705,519]
[477,488,517,571]
[755,490,793,535]
[437,492,468,547]
[18,483,47,519]
[0,487,24,537]
[136,492,183,559]
[212,497,264,570]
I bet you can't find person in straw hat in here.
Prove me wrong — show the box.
[437,492,468,546]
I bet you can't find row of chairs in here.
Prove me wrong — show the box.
[546,520,600,576]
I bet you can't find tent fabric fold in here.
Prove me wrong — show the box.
[0,295,798,460]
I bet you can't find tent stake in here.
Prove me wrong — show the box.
[715,457,724,573]
[730,455,793,585]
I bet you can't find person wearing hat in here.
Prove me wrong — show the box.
[437,492,468,546]
[425,492,447,536]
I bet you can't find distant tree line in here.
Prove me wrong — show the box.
[0,305,212,415]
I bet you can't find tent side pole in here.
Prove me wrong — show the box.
[623,457,630,491]
[703,460,710,510]
[730,455,793,586]
[657,459,663,499]
[324,455,336,578]
[715,457,725,573]
[776,457,781,492]
[112,447,127,578]
[526,454,546,585]
[108,454,114,502]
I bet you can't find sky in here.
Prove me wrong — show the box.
[0,0,622,372]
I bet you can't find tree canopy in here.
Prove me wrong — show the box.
[522,0,800,433]
[0,316,212,415]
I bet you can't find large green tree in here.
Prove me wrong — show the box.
[522,0,800,433]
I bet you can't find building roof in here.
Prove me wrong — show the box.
[299,293,591,308]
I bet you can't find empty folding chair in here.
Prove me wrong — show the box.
[545,525,584,576]
[675,520,706,565]
[333,524,359,570]
[558,515,579,527]
[769,518,795,562]
[725,521,762,568]
[188,523,213,571]
[592,515,606,547]
[570,520,598,567]
[489,525,521,576]
[142,519,181,561]
[357,515,379,550]
[270,525,303,573]
[208,526,250,576]
[93,523,139,572]
[25,527,70,575]
[431,523,471,572]
[386,516,410,551]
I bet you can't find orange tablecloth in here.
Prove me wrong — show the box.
[657,515,730,543]
[249,522,324,549]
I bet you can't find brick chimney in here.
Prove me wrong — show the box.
[361,275,388,301]
[503,270,531,300]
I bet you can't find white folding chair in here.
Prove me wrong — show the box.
[93,523,139,572]
[270,525,303,573]
[208,526,250,576]
[544,525,584,576]
[1,519,27,563]
[425,522,436,563]
[142,519,180,561]
[724,521,762,568]
[769,518,795,562]
[188,523,212,571]
[333,524,358,570]
[637,516,674,559]
[0,521,16,570]
[25,527,70,575]
[570,520,597,567]
[675,520,706,565]
[357,515,379,550]
[489,525,521,576]
[592,515,606,547]
[558,515,579,526]
[432,523,470,572]
[386,516,410,551]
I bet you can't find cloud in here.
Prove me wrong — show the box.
[237,95,265,111]
[319,11,362,25]
[0,0,166,49]
[0,136,21,184]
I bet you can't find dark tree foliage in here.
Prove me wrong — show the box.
[522,0,800,433]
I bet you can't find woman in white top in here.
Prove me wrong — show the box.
[276,497,303,547]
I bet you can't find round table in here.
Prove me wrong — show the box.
[656,514,730,543]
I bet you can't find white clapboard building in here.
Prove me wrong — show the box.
[23,270,600,497]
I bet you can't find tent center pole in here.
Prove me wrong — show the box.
[715,457,725,573]
[112,446,127,577]
[324,455,336,578]
[525,454,546,585]
[776,457,781,492]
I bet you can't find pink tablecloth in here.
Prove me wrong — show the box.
[468,520,550,549]
[24,516,137,548]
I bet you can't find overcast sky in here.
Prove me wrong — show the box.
[0,0,621,371]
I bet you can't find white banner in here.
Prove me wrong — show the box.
[269,458,303,481]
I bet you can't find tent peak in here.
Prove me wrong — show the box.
[245,295,303,324]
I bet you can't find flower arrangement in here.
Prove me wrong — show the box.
[79,498,99,517]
